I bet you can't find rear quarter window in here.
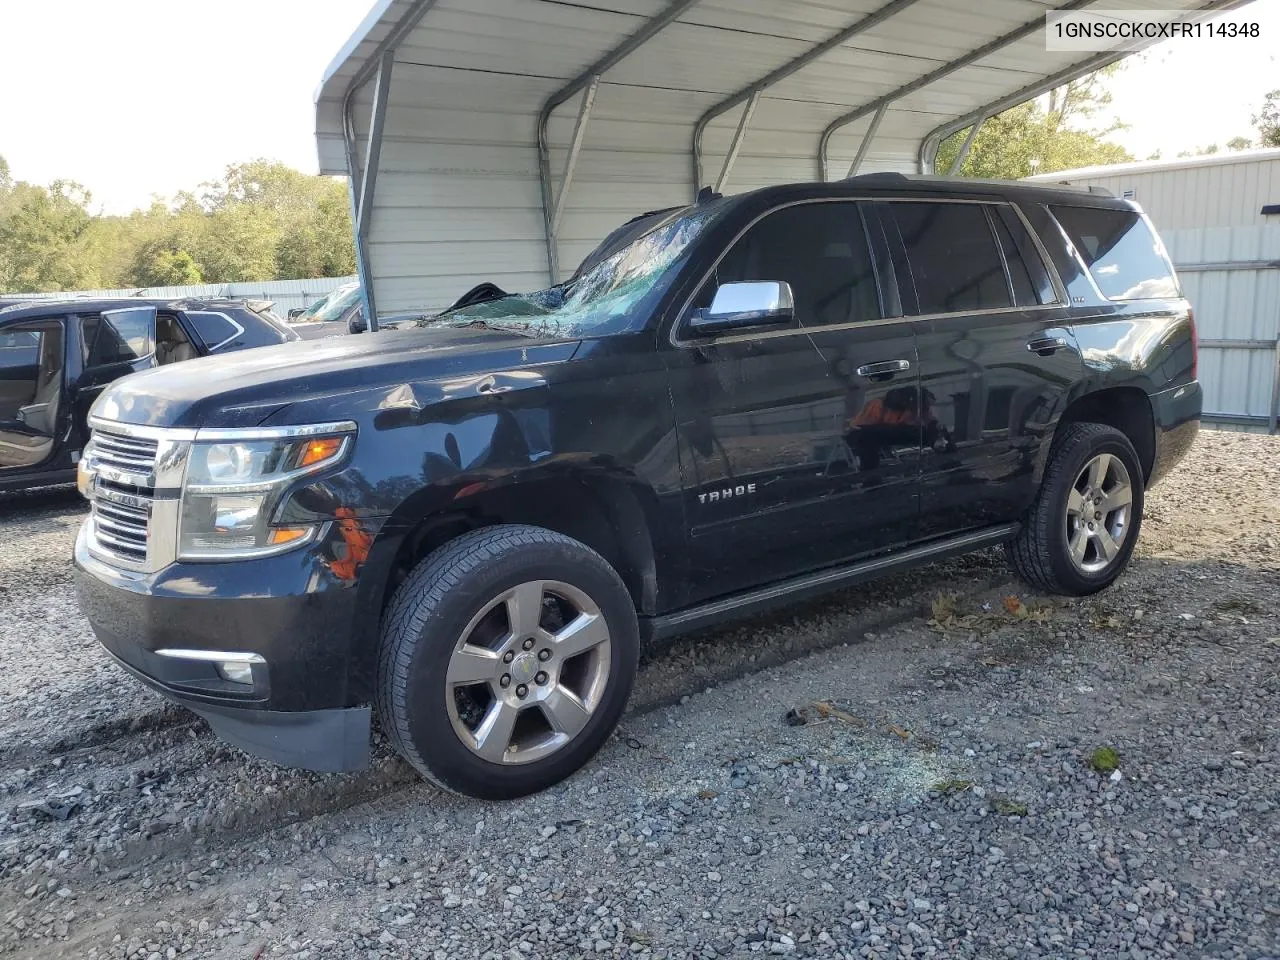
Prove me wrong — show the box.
[1050,205,1179,301]
[185,310,242,350]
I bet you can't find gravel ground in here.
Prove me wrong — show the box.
[0,430,1277,959]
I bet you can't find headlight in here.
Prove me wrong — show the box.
[178,423,354,561]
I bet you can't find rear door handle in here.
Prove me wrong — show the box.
[855,359,911,378]
[1027,336,1068,356]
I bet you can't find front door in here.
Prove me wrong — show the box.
[665,200,922,604]
[69,307,159,441]
[0,320,67,473]
[883,199,1083,537]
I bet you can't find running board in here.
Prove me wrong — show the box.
[642,524,1018,642]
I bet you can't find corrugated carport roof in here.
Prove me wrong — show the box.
[315,0,1248,322]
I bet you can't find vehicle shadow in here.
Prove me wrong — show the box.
[0,484,84,521]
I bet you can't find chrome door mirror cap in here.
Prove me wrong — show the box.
[689,281,795,335]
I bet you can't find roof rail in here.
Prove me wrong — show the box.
[841,171,1115,193]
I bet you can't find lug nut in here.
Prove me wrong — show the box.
[503,650,515,664]
[535,671,548,685]
[522,637,535,651]
[499,674,511,688]
[516,684,528,698]
[537,648,551,662]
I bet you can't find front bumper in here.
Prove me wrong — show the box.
[73,523,372,772]
[1148,379,1202,487]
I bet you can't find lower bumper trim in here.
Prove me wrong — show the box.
[200,701,371,774]
[107,650,371,773]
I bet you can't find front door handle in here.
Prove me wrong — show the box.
[855,359,911,379]
[1027,336,1068,356]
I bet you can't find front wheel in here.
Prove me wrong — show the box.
[1009,422,1145,596]
[377,525,639,799]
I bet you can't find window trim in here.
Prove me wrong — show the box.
[984,205,1020,306]
[1005,202,1068,305]
[183,310,246,352]
[670,197,898,349]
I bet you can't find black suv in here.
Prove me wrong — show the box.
[0,297,298,492]
[73,175,1199,799]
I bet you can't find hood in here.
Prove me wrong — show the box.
[92,325,579,429]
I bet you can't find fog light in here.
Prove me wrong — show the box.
[216,660,255,685]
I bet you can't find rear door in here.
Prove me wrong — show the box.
[664,200,921,603]
[884,199,1083,537]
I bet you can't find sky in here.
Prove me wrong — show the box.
[1096,1,1280,160]
[1,0,1277,214]
[0,0,367,214]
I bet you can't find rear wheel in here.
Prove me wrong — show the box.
[377,524,639,799]
[1009,422,1144,596]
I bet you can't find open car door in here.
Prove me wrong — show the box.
[71,306,159,429]
[0,320,67,471]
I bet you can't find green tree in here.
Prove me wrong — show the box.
[0,156,357,293]
[199,160,355,280]
[937,66,1133,179]
[1254,90,1280,147]
[132,246,203,286]
[1177,143,1221,158]
[0,178,104,292]
[1226,136,1253,152]
[197,203,282,283]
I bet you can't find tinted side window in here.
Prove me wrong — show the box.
[892,202,1011,314]
[991,207,1055,306]
[81,312,154,367]
[1050,205,1179,300]
[185,311,240,350]
[702,202,882,327]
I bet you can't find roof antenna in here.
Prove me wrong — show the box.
[697,185,721,204]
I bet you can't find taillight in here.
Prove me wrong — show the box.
[1187,306,1198,380]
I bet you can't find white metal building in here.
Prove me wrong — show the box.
[1030,150,1280,433]
[314,0,1255,320]
[1026,147,1280,230]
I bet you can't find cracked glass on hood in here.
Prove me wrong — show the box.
[420,204,722,339]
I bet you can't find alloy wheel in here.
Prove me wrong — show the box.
[1064,452,1133,574]
[444,580,611,765]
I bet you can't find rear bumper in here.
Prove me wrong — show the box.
[1148,380,1201,487]
[73,523,373,772]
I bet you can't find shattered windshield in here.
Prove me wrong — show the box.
[420,204,720,339]
[296,284,360,323]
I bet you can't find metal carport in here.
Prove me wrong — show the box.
[315,0,1249,325]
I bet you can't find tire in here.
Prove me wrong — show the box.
[1008,422,1145,596]
[377,524,639,799]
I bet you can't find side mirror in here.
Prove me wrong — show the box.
[348,311,368,335]
[287,307,305,320]
[688,281,794,335]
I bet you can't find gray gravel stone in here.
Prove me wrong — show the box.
[1,437,1279,959]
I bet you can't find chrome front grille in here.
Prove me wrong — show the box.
[91,431,159,473]
[85,427,161,567]
[90,490,152,562]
